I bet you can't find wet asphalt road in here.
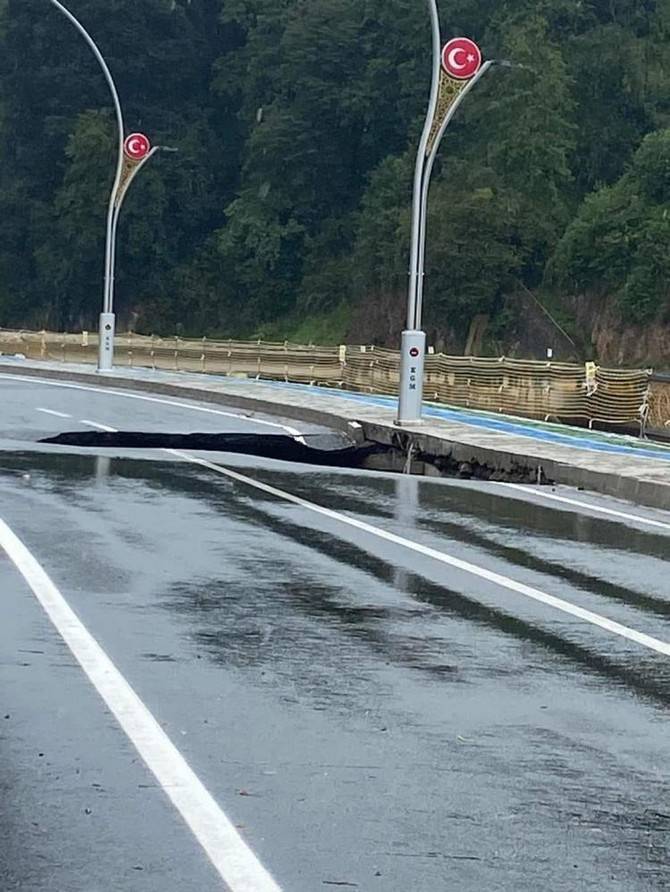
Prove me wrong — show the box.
[1,374,669,891]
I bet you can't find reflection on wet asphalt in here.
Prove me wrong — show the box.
[1,380,670,891]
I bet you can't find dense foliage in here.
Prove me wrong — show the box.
[0,0,668,349]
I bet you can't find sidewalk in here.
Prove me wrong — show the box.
[2,357,669,510]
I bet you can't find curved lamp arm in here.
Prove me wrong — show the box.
[47,0,125,315]
[414,59,494,324]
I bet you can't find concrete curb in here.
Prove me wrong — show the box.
[2,361,669,511]
[362,420,670,510]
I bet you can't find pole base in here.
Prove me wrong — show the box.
[98,312,115,372]
[396,330,426,425]
[394,418,425,428]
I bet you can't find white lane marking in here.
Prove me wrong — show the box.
[0,518,282,892]
[47,412,670,656]
[496,483,670,533]
[36,407,72,419]
[167,449,670,657]
[75,420,307,455]
[1,373,303,438]
[81,419,117,433]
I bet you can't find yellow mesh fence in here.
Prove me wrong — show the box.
[343,348,653,430]
[0,329,660,433]
[649,378,670,433]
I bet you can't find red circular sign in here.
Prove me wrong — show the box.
[409,347,420,358]
[442,37,482,80]
[123,132,151,161]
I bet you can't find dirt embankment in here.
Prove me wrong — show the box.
[497,291,670,368]
[347,289,670,370]
[568,294,670,369]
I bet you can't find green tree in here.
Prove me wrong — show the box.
[0,0,667,355]
[548,128,670,323]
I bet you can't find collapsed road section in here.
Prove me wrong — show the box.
[40,429,545,482]
[41,430,386,468]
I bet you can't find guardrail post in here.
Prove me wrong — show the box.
[338,345,346,384]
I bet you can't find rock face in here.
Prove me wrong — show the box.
[347,288,670,371]
[585,307,670,370]
[510,292,670,368]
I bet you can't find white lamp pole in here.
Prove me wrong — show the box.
[397,1,492,425]
[47,2,169,373]
[48,0,125,372]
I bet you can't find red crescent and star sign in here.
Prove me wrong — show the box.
[123,132,152,162]
[441,37,482,80]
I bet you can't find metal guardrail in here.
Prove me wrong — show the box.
[0,328,664,434]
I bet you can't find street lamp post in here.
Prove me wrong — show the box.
[47,1,159,372]
[396,3,492,425]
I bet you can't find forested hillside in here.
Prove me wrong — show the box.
[0,0,668,362]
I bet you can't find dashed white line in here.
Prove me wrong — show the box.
[2,373,303,438]
[0,518,282,892]
[496,483,670,533]
[167,449,670,658]
[36,407,72,419]
[80,419,117,433]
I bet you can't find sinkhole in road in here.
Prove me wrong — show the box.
[39,430,386,469]
[38,429,549,484]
